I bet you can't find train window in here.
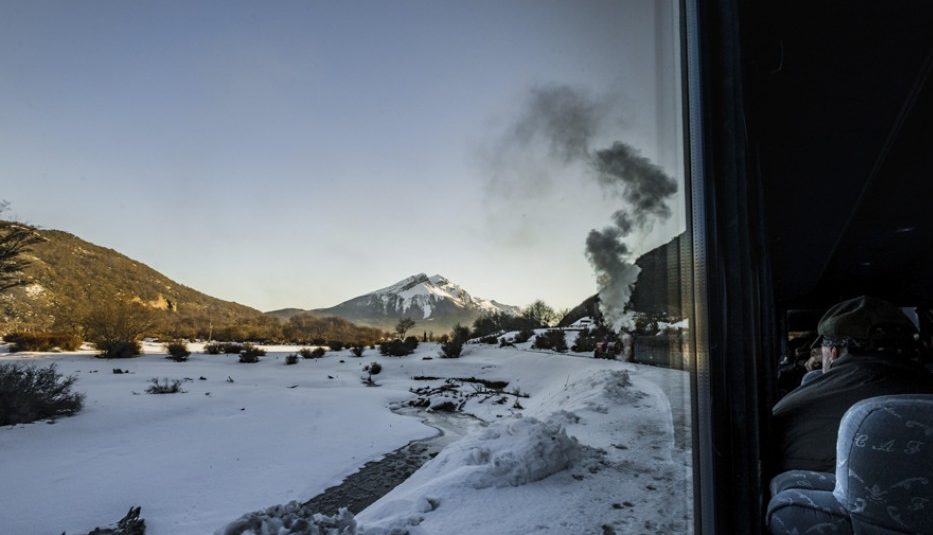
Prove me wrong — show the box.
[0,1,706,534]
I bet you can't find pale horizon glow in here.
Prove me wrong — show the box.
[1,0,685,312]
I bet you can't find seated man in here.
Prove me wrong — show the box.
[771,295,933,472]
[776,334,817,398]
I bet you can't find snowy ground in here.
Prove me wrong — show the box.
[0,338,692,535]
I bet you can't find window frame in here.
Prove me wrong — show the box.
[683,0,776,532]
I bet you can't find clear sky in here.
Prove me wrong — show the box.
[1,0,685,312]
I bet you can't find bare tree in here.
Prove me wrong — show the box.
[84,300,158,357]
[522,299,557,327]
[395,317,416,339]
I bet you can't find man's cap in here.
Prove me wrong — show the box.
[813,295,915,347]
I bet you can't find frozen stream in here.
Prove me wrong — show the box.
[301,407,485,515]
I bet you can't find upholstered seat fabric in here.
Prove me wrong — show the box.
[767,489,853,535]
[833,394,933,534]
[770,469,836,497]
[768,394,933,535]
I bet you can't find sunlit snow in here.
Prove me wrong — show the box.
[0,339,691,535]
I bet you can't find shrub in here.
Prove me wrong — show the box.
[146,378,184,394]
[479,335,499,345]
[311,347,326,358]
[285,354,299,365]
[84,301,156,358]
[0,363,84,425]
[351,345,365,357]
[327,340,345,352]
[239,343,265,363]
[441,340,463,359]
[533,330,568,352]
[223,343,245,354]
[403,336,420,351]
[441,325,471,358]
[571,332,600,353]
[380,339,414,357]
[6,332,83,352]
[441,338,464,358]
[165,341,191,361]
[499,338,514,348]
[96,340,142,359]
[471,311,541,339]
[242,343,265,356]
[204,342,245,354]
[362,362,382,386]
[513,329,535,344]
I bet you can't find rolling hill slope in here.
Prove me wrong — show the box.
[0,222,263,333]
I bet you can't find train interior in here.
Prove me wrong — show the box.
[737,2,933,533]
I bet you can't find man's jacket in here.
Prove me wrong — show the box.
[771,353,933,472]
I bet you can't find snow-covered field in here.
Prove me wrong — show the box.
[0,339,692,535]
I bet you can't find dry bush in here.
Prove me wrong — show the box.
[146,378,184,394]
[85,301,156,358]
[6,332,83,352]
[165,341,191,361]
[0,363,84,425]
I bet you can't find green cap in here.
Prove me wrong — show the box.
[817,295,915,344]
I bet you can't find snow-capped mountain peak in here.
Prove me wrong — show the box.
[314,273,520,328]
[364,273,516,319]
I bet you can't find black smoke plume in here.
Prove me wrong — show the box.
[594,143,678,224]
[513,85,602,163]
[494,84,679,331]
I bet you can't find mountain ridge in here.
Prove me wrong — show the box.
[0,222,264,334]
[267,273,520,333]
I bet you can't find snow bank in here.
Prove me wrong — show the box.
[355,358,690,535]
[415,416,580,490]
[216,416,583,535]
[356,415,585,534]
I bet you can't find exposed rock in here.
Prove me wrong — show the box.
[87,506,144,535]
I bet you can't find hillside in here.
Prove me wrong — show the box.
[0,221,264,334]
[271,274,520,335]
[265,308,311,322]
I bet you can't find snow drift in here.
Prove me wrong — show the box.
[411,416,581,490]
